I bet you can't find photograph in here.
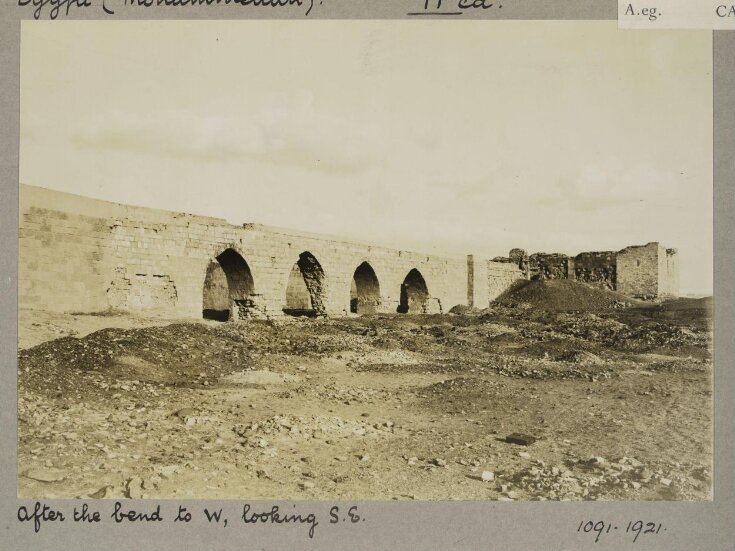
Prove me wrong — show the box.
[17,19,713,502]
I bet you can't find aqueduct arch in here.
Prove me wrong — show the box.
[350,261,381,314]
[397,268,430,314]
[202,248,256,321]
[284,251,327,317]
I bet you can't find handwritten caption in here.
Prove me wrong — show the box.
[18,0,321,20]
[18,0,509,20]
[577,519,666,544]
[17,501,365,540]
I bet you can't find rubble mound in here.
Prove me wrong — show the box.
[493,279,638,312]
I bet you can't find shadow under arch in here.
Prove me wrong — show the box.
[350,261,381,314]
[397,268,429,314]
[202,248,256,321]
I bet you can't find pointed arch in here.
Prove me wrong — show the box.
[397,268,429,314]
[350,261,381,314]
[202,248,255,321]
[284,251,327,317]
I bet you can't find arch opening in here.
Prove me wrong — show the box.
[284,251,327,317]
[202,248,256,321]
[397,268,429,314]
[350,262,381,314]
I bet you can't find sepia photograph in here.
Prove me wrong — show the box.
[17,19,713,503]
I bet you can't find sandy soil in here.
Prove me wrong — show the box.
[17,300,712,501]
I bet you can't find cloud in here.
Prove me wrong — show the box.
[71,92,386,175]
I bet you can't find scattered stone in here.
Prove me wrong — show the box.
[23,468,66,483]
[505,433,537,446]
[88,485,113,499]
[481,471,495,482]
[158,465,179,480]
[518,452,531,459]
[172,408,197,419]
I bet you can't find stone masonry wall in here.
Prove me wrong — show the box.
[19,185,679,314]
[660,248,680,298]
[516,243,678,300]
[19,185,472,318]
[486,261,525,303]
[616,243,661,299]
[466,255,489,308]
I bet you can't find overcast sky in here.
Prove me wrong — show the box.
[20,21,713,294]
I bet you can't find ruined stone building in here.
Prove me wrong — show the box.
[494,243,680,300]
[18,185,679,320]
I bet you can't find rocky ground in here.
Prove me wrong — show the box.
[17,288,713,501]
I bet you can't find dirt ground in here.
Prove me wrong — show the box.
[17,294,713,502]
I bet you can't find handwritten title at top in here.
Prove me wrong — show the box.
[18,0,505,20]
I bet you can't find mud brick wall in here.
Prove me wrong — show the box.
[574,251,617,290]
[486,261,525,303]
[19,185,473,318]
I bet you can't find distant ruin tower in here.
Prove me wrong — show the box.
[616,242,679,300]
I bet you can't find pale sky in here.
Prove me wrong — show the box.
[20,21,713,294]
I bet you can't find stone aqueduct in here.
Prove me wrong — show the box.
[18,185,678,320]
[19,185,510,319]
